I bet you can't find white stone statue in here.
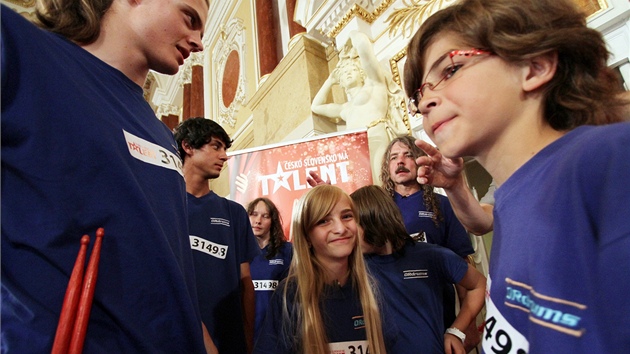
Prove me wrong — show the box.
[311,31,409,184]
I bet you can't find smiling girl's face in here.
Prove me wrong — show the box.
[308,198,358,265]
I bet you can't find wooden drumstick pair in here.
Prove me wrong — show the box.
[51,228,105,354]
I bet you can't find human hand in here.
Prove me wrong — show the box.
[463,321,481,353]
[414,139,465,190]
[235,173,249,194]
[444,334,466,354]
[306,170,330,187]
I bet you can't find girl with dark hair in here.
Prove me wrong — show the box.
[247,198,293,342]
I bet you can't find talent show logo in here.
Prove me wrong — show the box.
[227,130,373,239]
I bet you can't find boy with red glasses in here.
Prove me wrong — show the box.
[404,0,630,353]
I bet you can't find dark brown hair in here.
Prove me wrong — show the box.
[350,185,413,255]
[247,197,287,259]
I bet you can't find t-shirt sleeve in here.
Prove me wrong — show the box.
[433,245,469,284]
[440,195,475,257]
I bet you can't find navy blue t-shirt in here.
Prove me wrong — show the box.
[254,280,371,354]
[484,123,630,353]
[395,189,474,328]
[188,191,260,353]
[1,6,205,353]
[395,190,473,257]
[250,242,293,341]
[365,242,468,354]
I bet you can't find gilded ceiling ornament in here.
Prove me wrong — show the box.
[388,47,407,87]
[325,0,396,39]
[387,0,607,38]
[385,0,456,38]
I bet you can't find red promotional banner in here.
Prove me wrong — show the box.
[227,129,373,240]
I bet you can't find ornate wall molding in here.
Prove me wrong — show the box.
[177,62,193,87]
[156,104,181,118]
[143,72,156,102]
[188,51,204,67]
[212,18,247,128]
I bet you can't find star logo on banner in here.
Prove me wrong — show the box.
[271,162,292,193]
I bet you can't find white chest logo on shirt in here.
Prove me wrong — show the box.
[189,235,228,259]
[417,211,433,218]
[123,130,183,176]
[210,218,230,227]
[403,269,428,279]
[269,259,284,266]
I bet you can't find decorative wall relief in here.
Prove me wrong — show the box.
[156,104,181,118]
[178,61,192,87]
[143,72,156,103]
[213,18,247,128]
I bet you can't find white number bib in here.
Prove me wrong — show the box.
[123,130,183,176]
[189,235,227,259]
[483,276,529,354]
[253,280,278,291]
[328,340,369,354]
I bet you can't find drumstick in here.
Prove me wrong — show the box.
[51,235,90,354]
[68,227,105,354]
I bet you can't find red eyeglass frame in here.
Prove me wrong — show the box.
[409,49,491,112]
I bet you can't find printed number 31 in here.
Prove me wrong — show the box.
[348,345,368,354]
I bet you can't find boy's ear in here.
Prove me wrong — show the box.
[182,140,194,156]
[522,51,558,92]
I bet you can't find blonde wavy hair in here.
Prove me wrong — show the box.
[282,185,386,353]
